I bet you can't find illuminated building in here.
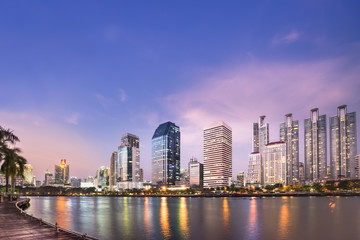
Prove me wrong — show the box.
[118,133,140,182]
[355,155,360,179]
[330,105,357,179]
[23,164,34,185]
[70,176,81,188]
[152,122,180,186]
[188,157,203,188]
[299,162,305,184]
[203,122,232,188]
[246,152,261,186]
[263,142,287,185]
[110,151,117,190]
[139,168,144,182]
[280,114,299,184]
[54,159,69,184]
[236,172,245,187]
[304,108,327,183]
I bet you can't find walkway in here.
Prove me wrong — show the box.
[0,200,82,239]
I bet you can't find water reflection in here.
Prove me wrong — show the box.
[144,197,151,238]
[248,197,258,236]
[179,197,189,238]
[160,197,171,239]
[278,197,289,239]
[56,197,68,226]
[223,198,230,230]
[328,198,336,213]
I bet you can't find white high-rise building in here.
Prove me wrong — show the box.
[355,154,360,179]
[188,157,203,188]
[263,142,287,185]
[203,122,232,188]
[118,133,141,182]
[246,153,261,186]
[280,114,299,185]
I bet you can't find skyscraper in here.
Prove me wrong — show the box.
[23,164,34,185]
[44,170,54,186]
[110,151,117,190]
[188,157,203,188]
[152,122,180,185]
[118,133,140,182]
[355,154,360,179]
[247,152,261,186]
[203,122,232,188]
[330,105,357,179]
[54,159,69,184]
[263,141,287,185]
[252,116,269,185]
[280,114,299,184]
[304,108,327,182]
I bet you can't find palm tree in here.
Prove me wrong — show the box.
[0,126,26,195]
[0,147,27,194]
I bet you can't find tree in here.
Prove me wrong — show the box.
[0,147,27,194]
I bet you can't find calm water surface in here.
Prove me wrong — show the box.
[26,196,360,240]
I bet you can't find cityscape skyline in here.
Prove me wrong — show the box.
[1,2,360,181]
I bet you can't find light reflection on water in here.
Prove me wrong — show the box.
[26,196,360,240]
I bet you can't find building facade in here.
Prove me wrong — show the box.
[152,122,180,185]
[304,108,327,182]
[94,166,110,190]
[110,151,117,191]
[280,114,299,184]
[330,105,357,179]
[44,171,54,186]
[23,164,34,185]
[118,133,141,182]
[236,172,245,187]
[246,152,261,186]
[203,122,232,188]
[188,157,203,188]
[54,159,69,185]
[355,155,360,179]
[263,142,287,185]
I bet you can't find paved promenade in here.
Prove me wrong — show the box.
[0,200,82,239]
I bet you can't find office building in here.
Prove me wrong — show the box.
[203,122,232,188]
[44,171,54,186]
[110,151,117,190]
[263,142,287,185]
[23,164,34,185]
[70,177,81,188]
[299,162,305,184]
[236,172,245,187]
[304,108,327,182]
[139,168,144,182]
[355,155,360,179]
[94,166,110,190]
[118,133,141,182]
[280,114,299,184]
[54,159,69,185]
[152,122,180,185]
[188,157,203,188]
[330,105,357,179]
[246,152,261,186]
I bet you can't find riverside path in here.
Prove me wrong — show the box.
[0,199,86,239]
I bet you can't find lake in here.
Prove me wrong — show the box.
[25,196,360,240]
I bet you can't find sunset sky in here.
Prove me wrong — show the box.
[1,1,359,181]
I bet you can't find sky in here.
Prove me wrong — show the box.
[1,1,360,181]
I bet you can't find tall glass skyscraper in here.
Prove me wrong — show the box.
[252,116,269,185]
[109,151,117,190]
[151,122,180,185]
[304,108,327,182]
[280,113,299,184]
[330,105,357,179]
[203,122,232,188]
[118,133,140,182]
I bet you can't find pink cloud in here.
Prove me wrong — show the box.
[272,30,300,44]
[164,58,360,174]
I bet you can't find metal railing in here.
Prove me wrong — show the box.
[15,198,98,240]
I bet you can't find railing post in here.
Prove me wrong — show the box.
[55,222,59,232]
[39,218,42,225]
[82,233,87,239]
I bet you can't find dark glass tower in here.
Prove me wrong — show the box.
[280,113,299,185]
[152,121,180,185]
[304,108,327,182]
[330,105,357,179]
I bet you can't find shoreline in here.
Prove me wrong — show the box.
[24,192,360,198]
